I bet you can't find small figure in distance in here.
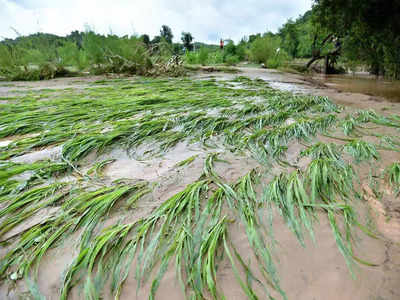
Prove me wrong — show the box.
[220,38,224,50]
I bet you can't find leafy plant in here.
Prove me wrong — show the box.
[344,139,380,163]
[385,162,400,194]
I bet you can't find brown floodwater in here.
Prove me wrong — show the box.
[313,73,400,102]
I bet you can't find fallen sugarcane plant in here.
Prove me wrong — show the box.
[0,76,397,299]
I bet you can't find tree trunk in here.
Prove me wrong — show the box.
[324,56,329,74]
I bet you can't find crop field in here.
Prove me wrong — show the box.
[1,75,400,299]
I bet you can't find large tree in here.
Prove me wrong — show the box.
[181,32,194,51]
[160,25,173,44]
[311,0,400,77]
[279,20,299,58]
[140,34,150,47]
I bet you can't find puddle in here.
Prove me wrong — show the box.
[313,73,400,102]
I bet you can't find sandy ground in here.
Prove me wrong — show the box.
[1,68,400,300]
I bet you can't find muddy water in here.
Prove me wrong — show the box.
[313,73,400,102]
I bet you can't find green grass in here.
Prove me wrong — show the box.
[385,162,400,194]
[344,139,380,163]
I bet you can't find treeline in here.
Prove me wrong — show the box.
[311,0,400,79]
[188,0,400,79]
[275,0,400,79]
[1,0,399,80]
[183,11,315,69]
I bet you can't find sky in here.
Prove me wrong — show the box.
[0,0,313,43]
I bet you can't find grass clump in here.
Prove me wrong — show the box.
[264,171,314,246]
[344,139,380,163]
[300,142,342,162]
[0,183,149,282]
[385,162,400,194]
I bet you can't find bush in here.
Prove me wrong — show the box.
[224,55,240,66]
[0,30,176,80]
[208,51,224,64]
[10,63,77,81]
[224,41,236,56]
[266,50,290,68]
[184,51,197,64]
[236,44,247,61]
[58,42,87,70]
[249,36,290,68]
[184,48,223,66]
[249,36,280,64]
[198,47,209,65]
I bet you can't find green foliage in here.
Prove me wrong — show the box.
[140,34,150,47]
[175,155,198,167]
[208,51,224,64]
[249,35,290,68]
[264,171,314,245]
[184,47,225,66]
[160,25,174,44]
[224,55,240,66]
[0,44,19,75]
[181,32,194,51]
[249,35,279,64]
[344,139,380,163]
[266,50,290,69]
[58,41,87,69]
[279,19,299,58]
[313,0,400,78]
[385,162,400,194]
[0,29,184,80]
[224,40,236,57]
[300,142,342,161]
[198,47,209,65]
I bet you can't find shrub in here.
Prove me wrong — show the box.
[266,49,290,68]
[208,51,224,64]
[224,55,240,66]
[198,47,209,65]
[249,36,290,68]
[184,51,197,64]
[224,41,236,56]
[58,42,87,70]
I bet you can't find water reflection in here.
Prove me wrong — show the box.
[313,73,400,102]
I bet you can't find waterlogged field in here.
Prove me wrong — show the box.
[0,74,400,299]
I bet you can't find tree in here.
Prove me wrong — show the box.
[249,34,261,43]
[140,34,150,47]
[67,31,84,49]
[181,32,194,51]
[311,0,400,78]
[279,20,299,58]
[160,25,173,44]
[151,35,161,44]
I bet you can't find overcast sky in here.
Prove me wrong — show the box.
[0,0,313,43]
